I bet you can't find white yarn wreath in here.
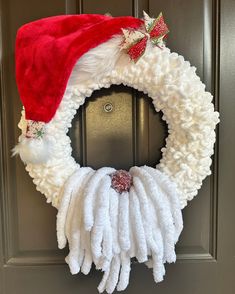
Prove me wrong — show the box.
[17,36,219,293]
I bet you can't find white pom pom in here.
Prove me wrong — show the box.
[12,135,54,164]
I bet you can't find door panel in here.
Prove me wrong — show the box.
[1,0,234,293]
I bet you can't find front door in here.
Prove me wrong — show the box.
[1,0,235,293]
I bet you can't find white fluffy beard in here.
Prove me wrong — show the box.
[57,166,183,293]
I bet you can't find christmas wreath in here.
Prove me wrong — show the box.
[14,12,219,293]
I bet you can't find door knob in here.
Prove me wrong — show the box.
[103,102,113,113]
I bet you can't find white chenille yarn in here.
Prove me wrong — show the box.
[57,166,183,293]
[16,35,219,292]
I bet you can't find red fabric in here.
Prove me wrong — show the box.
[127,36,148,62]
[15,14,143,122]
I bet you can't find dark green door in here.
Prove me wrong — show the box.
[1,0,235,293]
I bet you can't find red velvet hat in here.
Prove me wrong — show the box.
[14,12,168,164]
[15,14,143,123]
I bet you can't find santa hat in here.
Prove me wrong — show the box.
[13,13,168,164]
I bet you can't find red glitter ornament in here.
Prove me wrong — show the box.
[111,170,132,193]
